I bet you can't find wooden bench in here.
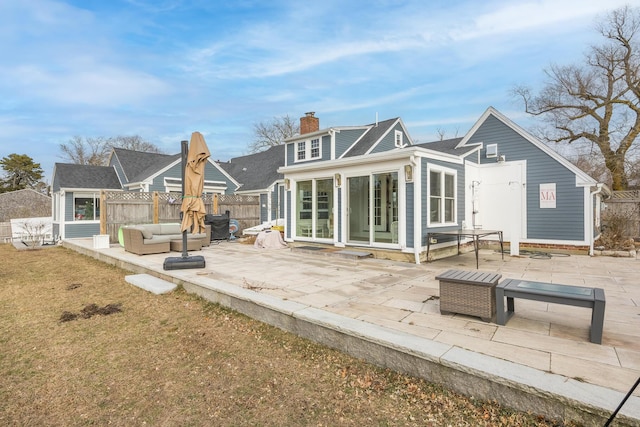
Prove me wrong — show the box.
[496,279,606,344]
[436,269,502,322]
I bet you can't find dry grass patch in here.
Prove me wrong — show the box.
[0,244,578,426]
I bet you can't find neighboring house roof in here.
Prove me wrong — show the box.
[110,148,180,184]
[342,118,402,157]
[218,145,285,192]
[53,163,121,189]
[0,188,51,222]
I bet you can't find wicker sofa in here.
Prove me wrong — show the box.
[122,223,211,255]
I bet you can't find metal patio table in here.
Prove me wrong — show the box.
[426,229,504,269]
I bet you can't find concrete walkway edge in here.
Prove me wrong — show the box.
[64,240,640,426]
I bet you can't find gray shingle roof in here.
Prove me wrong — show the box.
[111,148,180,184]
[218,145,285,192]
[415,137,469,155]
[53,163,121,189]
[343,118,400,157]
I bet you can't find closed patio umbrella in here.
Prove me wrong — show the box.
[180,131,211,234]
[163,132,209,271]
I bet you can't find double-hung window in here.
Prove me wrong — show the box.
[295,138,322,162]
[297,141,306,161]
[428,167,456,225]
[310,138,320,158]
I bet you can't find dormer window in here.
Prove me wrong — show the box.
[295,137,322,162]
[297,141,306,161]
[394,130,406,148]
[310,138,320,158]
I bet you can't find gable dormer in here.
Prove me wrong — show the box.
[285,112,332,166]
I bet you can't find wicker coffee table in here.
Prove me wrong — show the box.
[169,239,201,252]
[436,269,502,322]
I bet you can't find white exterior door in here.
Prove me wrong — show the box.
[475,161,526,249]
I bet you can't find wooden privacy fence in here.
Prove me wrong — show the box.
[603,190,640,238]
[99,191,260,243]
[0,222,11,242]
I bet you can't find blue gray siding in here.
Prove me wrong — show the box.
[64,222,100,238]
[65,193,74,221]
[260,194,268,223]
[406,183,414,248]
[370,123,406,154]
[335,129,366,158]
[271,187,278,221]
[110,157,127,185]
[468,115,584,241]
[463,151,479,164]
[279,186,285,218]
[286,143,295,166]
[322,135,331,159]
[148,162,235,194]
[149,163,182,191]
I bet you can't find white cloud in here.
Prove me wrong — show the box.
[451,0,630,41]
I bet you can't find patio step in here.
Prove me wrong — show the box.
[125,274,177,294]
[291,245,373,260]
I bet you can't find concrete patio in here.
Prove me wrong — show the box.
[63,237,640,426]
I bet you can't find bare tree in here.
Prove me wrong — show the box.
[107,135,163,154]
[569,150,612,184]
[17,218,49,249]
[59,136,110,165]
[250,115,299,153]
[435,126,461,141]
[59,135,163,166]
[512,6,640,190]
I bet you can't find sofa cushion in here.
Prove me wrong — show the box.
[146,235,172,244]
[130,226,154,239]
[143,224,163,236]
[160,223,182,235]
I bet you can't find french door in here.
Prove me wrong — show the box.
[347,172,398,244]
[296,178,333,239]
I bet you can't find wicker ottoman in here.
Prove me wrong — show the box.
[436,269,502,322]
[169,239,202,252]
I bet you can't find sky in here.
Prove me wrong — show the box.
[0,0,635,182]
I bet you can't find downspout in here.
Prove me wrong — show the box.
[412,155,421,264]
[589,183,604,256]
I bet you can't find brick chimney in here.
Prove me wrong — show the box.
[300,112,319,135]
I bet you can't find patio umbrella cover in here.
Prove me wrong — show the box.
[180,131,211,234]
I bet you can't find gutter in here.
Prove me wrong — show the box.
[589,183,604,256]
[412,156,421,264]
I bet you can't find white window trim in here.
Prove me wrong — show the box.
[394,130,407,148]
[53,193,60,221]
[427,165,457,227]
[294,138,322,163]
[486,143,498,158]
[73,191,100,222]
[297,141,306,161]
